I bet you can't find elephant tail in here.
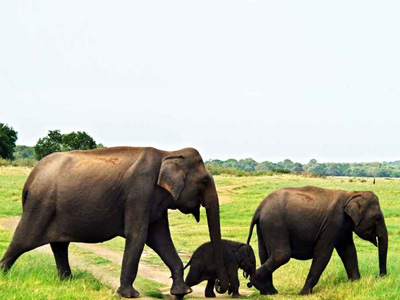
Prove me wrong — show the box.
[246,208,261,245]
[183,257,192,270]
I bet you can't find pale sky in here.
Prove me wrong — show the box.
[1,1,399,163]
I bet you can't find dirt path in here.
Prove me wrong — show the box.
[217,184,244,205]
[0,216,251,299]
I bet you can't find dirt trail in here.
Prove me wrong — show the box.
[217,184,243,204]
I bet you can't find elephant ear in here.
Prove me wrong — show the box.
[157,155,185,201]
[344,195,363,226]
[234,244,247,263]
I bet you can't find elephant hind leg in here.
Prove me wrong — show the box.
[0,209,54,273]
[0,235,46,272]
[185,265,204,287]
[254,225,290,295]
[257,225,268,264]
[51,242,72,280]
[0,244,23,272]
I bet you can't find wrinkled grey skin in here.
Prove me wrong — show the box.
[184,240,256,298]
[0,147,229,298]
[247,186,388,295]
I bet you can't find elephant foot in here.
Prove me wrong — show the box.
[205,290,216,298]
[260,286,278,295]
[348,274,360,281]
[0,261,11,273]
[58,270,72,281]
[170,282,192,296]
[232,292,241,298]
[117,286,140,298]
[299,287,312,295]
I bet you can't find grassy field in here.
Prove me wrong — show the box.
[0,166,399,299]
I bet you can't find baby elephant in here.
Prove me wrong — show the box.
[247,186,388,295]
[184,240,256,298]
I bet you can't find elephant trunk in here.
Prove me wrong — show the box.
[204,178,229,293]
[377,220,388,276]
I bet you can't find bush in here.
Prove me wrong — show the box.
[0,158,37,167]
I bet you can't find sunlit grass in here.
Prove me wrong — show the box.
[0,229,118,300]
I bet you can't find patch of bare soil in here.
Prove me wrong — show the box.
[216,185,244,204]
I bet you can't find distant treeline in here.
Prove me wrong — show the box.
[205,158,400,178]
[7,145,400,178]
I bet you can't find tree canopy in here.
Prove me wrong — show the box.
[0,123,18,160]
[34,130,100,160]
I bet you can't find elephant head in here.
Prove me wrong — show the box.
[344,191,388,276]
[235,244,257,280]
[157,148,229,292]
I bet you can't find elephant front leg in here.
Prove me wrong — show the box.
[205,279,216,297]
[118,231,148,298]
[300,244,334,295]
[146,213,192,296]
[228,272,240,298]
[335,236,360,281]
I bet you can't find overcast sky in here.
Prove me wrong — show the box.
[1,1,399,163]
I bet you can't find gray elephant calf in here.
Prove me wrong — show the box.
[247,186,388,295]
[184,240,256,298]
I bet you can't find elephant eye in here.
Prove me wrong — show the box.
[200,176,209,185]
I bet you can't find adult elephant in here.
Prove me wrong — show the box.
[0,147,229,298]
[247,186,388,295]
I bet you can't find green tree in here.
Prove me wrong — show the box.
[222,159,238,169]
[325,163,341,176]
[34,130,63,160]
[255,161,276,171]
[62,131,97,151]
[35,130,101,160]
[291,162,304,173]
[237,158,258,171]
[0,123,18,159]
[14,145,35,160]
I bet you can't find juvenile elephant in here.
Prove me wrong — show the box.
[184,240,256,298]
[0,147,229,298]
[247,186,388,295]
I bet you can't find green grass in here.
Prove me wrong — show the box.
[0,167,29,217]
[1,167,400,299]
[0,229,117,300]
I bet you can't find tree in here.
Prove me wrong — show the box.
[34,130,100,160]
[14,145,35,160]
[291,163,304,173]
[34,130,63,160]
[255,161,276,171]
[325,163,341,176]
[237,158,258,171]
[0,123,18,160]
[62,131,97,151]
